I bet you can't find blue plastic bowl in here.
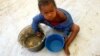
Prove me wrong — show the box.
[45,34,64,52]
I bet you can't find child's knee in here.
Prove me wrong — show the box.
[73,24,80,32]
[76,24,80,32]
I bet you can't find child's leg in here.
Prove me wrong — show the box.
[64,24,80,56]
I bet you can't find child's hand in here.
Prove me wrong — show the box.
[36,32,42,37]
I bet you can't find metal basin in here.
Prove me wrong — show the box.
[18,25,45,52]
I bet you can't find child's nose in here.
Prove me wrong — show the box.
[48,13,52,17]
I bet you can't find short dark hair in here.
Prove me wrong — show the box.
[38,0,57,9]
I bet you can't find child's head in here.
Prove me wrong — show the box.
[38,0,57,21]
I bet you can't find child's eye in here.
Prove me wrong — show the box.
[43,12,48,14]
[50,9,54,12]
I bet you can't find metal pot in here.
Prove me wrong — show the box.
[18,25,45,52]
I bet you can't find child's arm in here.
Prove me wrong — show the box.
[32,14,44,35]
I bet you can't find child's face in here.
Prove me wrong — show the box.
[40,3,57,21]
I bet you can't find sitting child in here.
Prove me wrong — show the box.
[32,0,80,56]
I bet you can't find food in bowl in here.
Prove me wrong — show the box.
[25,35,43,48]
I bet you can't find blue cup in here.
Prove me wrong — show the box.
[45,34,64,52]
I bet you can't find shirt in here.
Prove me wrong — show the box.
[32,8,73,37]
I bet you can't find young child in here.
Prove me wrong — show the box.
[32,0,80,55]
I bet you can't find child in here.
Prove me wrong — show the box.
[32,0,80,56]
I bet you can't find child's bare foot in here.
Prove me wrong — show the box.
[64,47,70,56]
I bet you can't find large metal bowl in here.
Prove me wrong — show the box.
[18,25,45,52]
